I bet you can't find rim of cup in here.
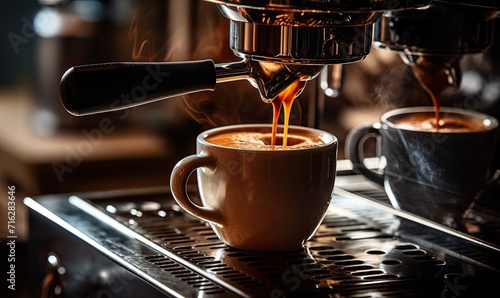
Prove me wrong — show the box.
[380,106,499,133]
[196,124,338,151]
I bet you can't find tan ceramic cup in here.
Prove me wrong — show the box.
[170,124,337,252]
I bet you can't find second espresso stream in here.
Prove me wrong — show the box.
[411,58,460,128]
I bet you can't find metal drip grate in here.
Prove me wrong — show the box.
[143,254,229,295]
[73,186,500,297]
[353,188,500,247]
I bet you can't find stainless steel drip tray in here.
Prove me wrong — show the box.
[25,179,500,298]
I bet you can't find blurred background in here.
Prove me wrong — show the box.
[1,1,499,296]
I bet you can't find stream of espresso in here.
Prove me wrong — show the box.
[271,80,306,147]
[411,61,459,128]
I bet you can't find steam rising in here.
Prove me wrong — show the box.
[374,63,430,108]
[129,4,169,62]
[128,2,304,128]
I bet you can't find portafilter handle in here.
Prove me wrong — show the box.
[60,59,322,116]
[60,60,218,116]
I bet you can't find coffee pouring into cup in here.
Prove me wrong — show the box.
[346,106,499,228]
[170,124,338,252]
[350,1,500,227]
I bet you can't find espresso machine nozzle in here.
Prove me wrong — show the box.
[60,0,432,116]
[374,1,500,90]
[208,0,431,63]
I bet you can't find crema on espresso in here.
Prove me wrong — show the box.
[206,131,326,150]
[392,113,488,133]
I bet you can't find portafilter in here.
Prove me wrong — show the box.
[60,0,431,116]
[374,0,500,90]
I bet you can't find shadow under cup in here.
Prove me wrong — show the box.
[347,107,499,228]
[170,125,338,252]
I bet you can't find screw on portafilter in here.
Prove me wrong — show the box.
[374,0,500,88]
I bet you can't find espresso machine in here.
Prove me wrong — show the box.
[26,1,500,297]
[374,0,500,109]
[58,0,500,129]
[60,0,434,115]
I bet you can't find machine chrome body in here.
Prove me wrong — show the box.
[206,0,431,64]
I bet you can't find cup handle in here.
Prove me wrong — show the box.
[170,154,226,227]
[345,124,384,186]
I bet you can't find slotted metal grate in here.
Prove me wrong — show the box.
[75,185,500,297]
[143,254,229,295]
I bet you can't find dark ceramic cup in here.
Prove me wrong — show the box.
[346,107,499,228]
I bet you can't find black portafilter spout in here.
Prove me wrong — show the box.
[59,59,323,116]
